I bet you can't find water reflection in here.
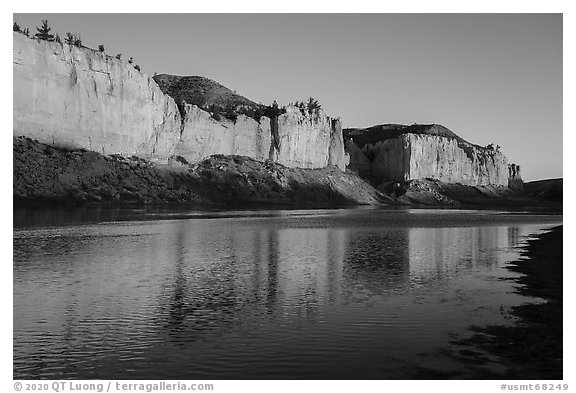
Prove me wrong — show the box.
[408,227,512,281]
[508,227,520,248]
[165,222,188,338]
[13,210,560,379]
[343,230,410,296]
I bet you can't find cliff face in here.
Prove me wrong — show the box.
[508,163,523,190]
[345,125,519,187]
[13,32,182,158]
[405,134,510,186]
[13,33,348,170]
[272,107,349,170]
[175,105,271,163]
[174,105,348,170]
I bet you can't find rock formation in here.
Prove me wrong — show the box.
[13,32,181,158]
[174,105,272,163]
[13,32,349,170]
[508,164,523,190]
[271,106,349,169]
[12,32,521,186]
[345,124,521,187]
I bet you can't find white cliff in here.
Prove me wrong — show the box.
[403,134,510,186]
[346,125,517,187]
[13,32,181,158]
[272,106,349,170]
[13,32,349,170]
[176,105,271,163]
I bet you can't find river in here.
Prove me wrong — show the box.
[13,206,562,379]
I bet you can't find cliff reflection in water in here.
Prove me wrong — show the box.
[13,212,549,379]
[158,225,514,336]
[408,226,517,280]
[157,226,349,343]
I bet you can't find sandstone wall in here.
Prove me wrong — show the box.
[349,133,513,186]
[176,105,271,163]
[367,138,412,181]
[272,107,349,170]
[13,33,349,170]
[13,32,181,158]
[344,139,371,175]
[508,163,524,190]
[327,119,349,170]
[405,134,510,186]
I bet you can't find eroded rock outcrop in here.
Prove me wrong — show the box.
[508,164,523,190]
[175,105,271,163]
[175,104,348,170]
[13,32,182,158]
[13,32,349,170]
[271,107,349,170]
[345,124,520,187]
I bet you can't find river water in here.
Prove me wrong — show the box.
[13,207,562,379]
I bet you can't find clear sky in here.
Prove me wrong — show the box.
[13,13,562,181]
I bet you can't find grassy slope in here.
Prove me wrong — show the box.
[524,178,563,202]
[153,74,260,110]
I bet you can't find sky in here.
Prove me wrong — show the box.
[13,13,562,181]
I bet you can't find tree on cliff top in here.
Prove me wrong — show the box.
[264,100,284,118]
[65,32,75,45]
[35,20,54,42]
[13,22,21,32]
[306,97,321,115]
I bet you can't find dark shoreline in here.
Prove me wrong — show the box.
[454,225,563,379]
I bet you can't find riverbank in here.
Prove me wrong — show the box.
[13,137,387,207]
[455,225,563,379]
[378,178,562,212]
[14,137,561,212]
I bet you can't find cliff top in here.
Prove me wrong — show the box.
[344,124,486,151]
[153,74,260,110]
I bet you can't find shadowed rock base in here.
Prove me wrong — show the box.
[378,178,562,211]
[13,137,387,207]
